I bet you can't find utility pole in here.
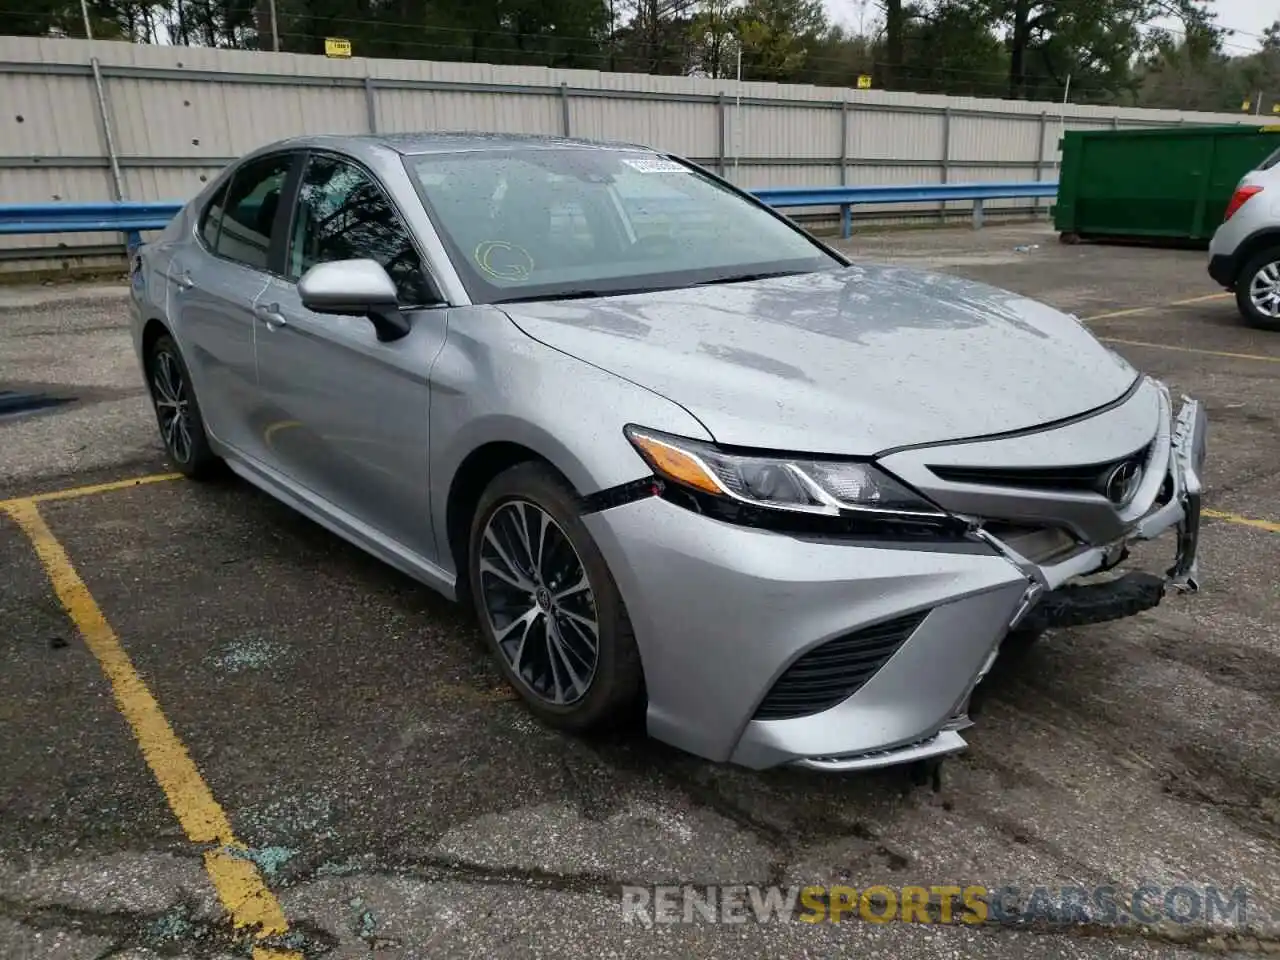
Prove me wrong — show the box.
[269,0,279,51]
[80,0,93,38]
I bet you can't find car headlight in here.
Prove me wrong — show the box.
[624,425,946,520]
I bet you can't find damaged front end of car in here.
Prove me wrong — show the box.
[911,382,1208,754]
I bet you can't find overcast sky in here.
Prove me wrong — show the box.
[822,0,1279,53]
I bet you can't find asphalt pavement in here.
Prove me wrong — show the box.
[1,223,1278,959]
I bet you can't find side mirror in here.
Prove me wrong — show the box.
[298,259,410,341]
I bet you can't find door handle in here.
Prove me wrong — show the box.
[254,302,287,328]
[172,271,194,292]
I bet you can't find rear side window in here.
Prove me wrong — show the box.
[199,181,228,249]
[1257,147,1280,172]
[209,154,293,271]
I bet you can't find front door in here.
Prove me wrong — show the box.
[250,151,447,561]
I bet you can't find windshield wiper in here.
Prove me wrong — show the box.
[494,286,666,305]
[694,270,809,287]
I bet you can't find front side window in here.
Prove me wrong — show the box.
[213,154,292,271]
[406,148,840,303]
[287,153,430,306]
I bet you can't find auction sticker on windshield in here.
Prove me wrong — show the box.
[622,157,689,174]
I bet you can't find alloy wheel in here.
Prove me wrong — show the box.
[1248,261,1280,318]
[152,349,194,464]
[477,499,600,705]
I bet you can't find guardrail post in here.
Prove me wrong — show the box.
[1035,111,1048,217]
[364,76,378,133]
[126,229,142,256]
[560,83,571,137]
[717,93,727,176]
[840,203,852,239]
[972,197,984,230]
[839,101,849,187]
[940,107,951,222]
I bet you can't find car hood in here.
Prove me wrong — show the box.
[499,265,1139,456]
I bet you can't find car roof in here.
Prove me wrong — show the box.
[265,132,655,159]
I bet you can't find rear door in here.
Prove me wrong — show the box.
[166,151,299,460]
[250,150,448,560]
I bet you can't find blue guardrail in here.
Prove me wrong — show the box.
[0,181,1059,249]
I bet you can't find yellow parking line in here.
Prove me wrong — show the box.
[0,472,182,510]
[1082,292,1232,323]
[1169,292,1233,306]
[1,498,300,957]
[1082,306,1152,322]
[1099,337,1280,363]
[1204,509,1280,534]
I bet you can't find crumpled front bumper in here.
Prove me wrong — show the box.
[978,390,1207,634]
[583,387,1207,773]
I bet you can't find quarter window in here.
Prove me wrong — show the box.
[288,154,430,305]
[212,154,292,271]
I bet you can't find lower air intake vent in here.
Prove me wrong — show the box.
[753,611,929,721]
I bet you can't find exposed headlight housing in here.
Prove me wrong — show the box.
[624,425,948,522]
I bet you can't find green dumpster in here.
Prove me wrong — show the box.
[1053,124,1280,243]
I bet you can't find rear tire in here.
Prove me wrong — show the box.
[468,461,643,732]
[1235,247,1280,331]
[146,333,220,479]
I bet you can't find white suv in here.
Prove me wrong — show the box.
[1209,146,1280,330]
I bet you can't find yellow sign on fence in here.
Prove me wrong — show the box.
[325,37,352,58]
[856,75,873,90]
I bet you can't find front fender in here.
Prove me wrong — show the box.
[428,306,712,572]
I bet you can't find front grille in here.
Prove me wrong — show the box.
[753,611,928,721]
[928,447,1149,496]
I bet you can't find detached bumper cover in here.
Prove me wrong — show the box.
[585,388,1206,772]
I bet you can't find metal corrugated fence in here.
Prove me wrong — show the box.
[0,35,1267,269]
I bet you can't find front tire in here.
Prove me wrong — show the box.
[146,333,219,478]
[1236,247,1280,331]
[468,462,643,732]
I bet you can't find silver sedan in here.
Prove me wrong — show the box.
[129,133,1207,772]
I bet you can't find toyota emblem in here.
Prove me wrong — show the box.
[1101,460,1142,506]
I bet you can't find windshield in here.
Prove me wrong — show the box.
[404,148,841,303]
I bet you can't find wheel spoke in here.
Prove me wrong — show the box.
[552,613,596,669]
[495,606,540,644]
[528,505,550,581]
[174,413,192,462]
[552,571,590,603]
[543,623,565,702]
[479,556,533,592]
[558,607,599,641]
[558,613,599,657]
[484,523,533,588]
[512,504,538,578]
[547,618,587,699]
[152,374,176,404]
[161,410,179,447]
